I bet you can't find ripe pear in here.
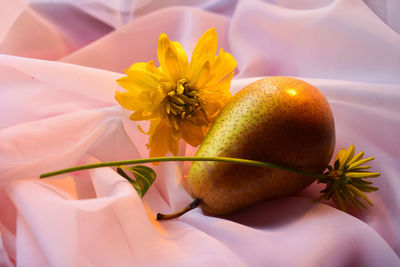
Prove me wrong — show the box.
[186,77,335,215]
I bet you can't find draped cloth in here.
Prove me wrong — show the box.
[1,0,399,266]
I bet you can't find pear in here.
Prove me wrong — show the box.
[186,77,335,215]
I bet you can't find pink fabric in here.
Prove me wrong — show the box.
[1,0,400,266]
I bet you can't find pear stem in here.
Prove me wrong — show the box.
[156,198,201,220]
[40,156,324,179]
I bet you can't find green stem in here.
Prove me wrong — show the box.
[40,156,324,179]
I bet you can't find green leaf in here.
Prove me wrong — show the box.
[116,165,156,198]
[117,168,135,183]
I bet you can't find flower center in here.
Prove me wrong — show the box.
[165,79,204,119]
[164,79,209,131]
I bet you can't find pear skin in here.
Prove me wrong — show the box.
[187,77,335,215]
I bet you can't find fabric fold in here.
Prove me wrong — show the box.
[1,0,400,266]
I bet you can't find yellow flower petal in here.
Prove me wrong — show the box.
[188,28,218,81]
[129,105,162,121]
[115,91,148,110]
[157,33,188,82]
[168,135,179,156]
[345,172,380,178]
[115,89,165,114]
[346,184,374,206]
[209,48,237,84]
[199,72,234,115]
[201,71,234,95]
[350,165,371,171]
[172,41,188,75]
[164,47,181,82]
[348,157,375,170]
[181,121,206,147]
[148,120,180,157]
[128,62,147,71]
[116,28,237,157]
[318,145,380,212]
[116,77,137,93]
[130,111,151,121]
[347,151,364,166]
[145,60,166,79]
[157,33,171,69]
[124,68,159,91]
[202,100,225,120]
[335,148,346,163]
[341,145,355,168]
[148,120,170,158]
[334,191,347,211]
[191,61,212,89]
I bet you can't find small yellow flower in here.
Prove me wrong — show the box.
[315,145,380,211]
[115,28,237,157]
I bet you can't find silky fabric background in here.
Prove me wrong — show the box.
[1,0,400,266]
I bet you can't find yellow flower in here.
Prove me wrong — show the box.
[115,28,237,157]
[315,145,380,211]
